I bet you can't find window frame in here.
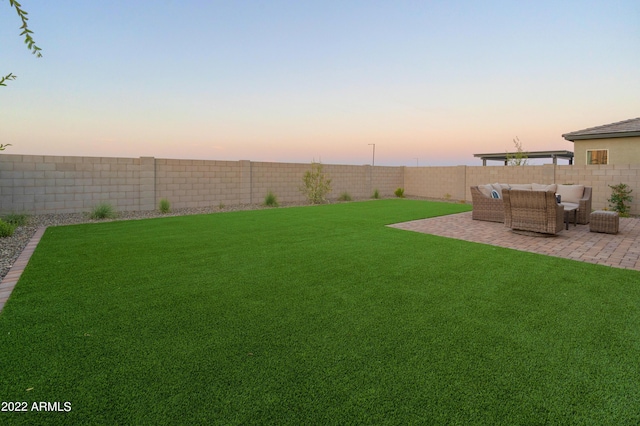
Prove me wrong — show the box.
[586,149,608,165]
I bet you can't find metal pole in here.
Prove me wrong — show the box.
[368,144,375,194]
[368,144,375,166]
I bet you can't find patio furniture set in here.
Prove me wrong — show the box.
[471,183,619,235]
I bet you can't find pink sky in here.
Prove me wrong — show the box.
[1,1,638,166]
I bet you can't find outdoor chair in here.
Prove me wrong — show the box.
[557,186,592,225]
[502,189,564,235]
[470,186,504,222]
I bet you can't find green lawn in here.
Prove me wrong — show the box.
[1,200,639,425]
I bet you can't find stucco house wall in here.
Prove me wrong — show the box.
[573,136,640,166]
[563,118,640,166]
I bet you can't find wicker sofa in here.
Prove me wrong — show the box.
[502,189,565,235]
[471,183,592,224]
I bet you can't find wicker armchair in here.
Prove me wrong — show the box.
[502,189,564,235]
[562,186,592,225]
[471,186,504,223]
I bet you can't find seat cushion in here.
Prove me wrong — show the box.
[532,183,557,192]
[561,202,579,210]
[478,184,494,197]
[556,185,584,204]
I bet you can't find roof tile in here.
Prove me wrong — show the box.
[563,117,640,140]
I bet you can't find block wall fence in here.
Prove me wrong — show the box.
[1,154,639,216]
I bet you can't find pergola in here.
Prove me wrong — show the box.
[473,150,574,166]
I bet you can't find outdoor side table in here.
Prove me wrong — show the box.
[589,210,619,234]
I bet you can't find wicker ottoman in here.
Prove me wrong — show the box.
[590,210,619,234]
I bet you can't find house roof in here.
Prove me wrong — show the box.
[562,117,640,141]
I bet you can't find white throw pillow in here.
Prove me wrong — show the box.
[491,183,505,197]
[556,185,584,204]
[510,184,532,190]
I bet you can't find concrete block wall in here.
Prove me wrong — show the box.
[369,166,405,198]
[404,166,467,201]
[1,154,638,216]
[465,164,556,187]
[323,164,370,200]
[0,155,405,214]
[555,164,640,214]
[249,163,406,204]
[154,158,247,209]
[0,155,145,214]
[250,162,309,204]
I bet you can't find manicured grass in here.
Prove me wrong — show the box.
[1,200,639,424]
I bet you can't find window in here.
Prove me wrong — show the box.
[587,149,608,165]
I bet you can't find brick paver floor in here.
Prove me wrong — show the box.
[389,212,640,271]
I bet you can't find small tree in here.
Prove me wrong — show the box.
[506,137,528,166]
[608,183,633,217]
[300,162,332,204]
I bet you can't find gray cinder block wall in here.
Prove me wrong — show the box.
[1,154,639,215]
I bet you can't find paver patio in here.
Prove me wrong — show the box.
[389,212,640,271]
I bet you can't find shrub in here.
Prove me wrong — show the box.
[0,219,15,238]
[338,192,352,202]
[300,162,332,204]
[89,203,117,220]
[2,213,29,227]
[372,189,380,199]
[608,183,633,217]
[264,191,279,207]
[159,198,171,214]
[394,188,405,198]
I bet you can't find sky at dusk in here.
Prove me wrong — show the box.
[1,1,639,166]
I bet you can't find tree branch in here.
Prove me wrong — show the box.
[2,1,43,88]
[8,0,43,57]
[0,73,17,86]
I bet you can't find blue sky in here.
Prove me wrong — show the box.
[1,0,638,166]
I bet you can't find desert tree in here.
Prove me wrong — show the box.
[506,136,528,166]
[300,162,332,204]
